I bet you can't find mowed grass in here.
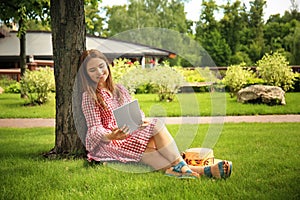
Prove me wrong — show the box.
[0,93,55,118]
[137,92,300,116]
[0,92,300,118]
[1,123,299,200]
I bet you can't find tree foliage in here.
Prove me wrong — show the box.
[2,0,300,70]
[219,0,243,55]
[105,0,190,36]
[0,0,50,34]
[196,0,231,66]
[84,0,104,36]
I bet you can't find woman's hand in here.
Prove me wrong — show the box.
[140,120,150,127]
[106,125,130,140]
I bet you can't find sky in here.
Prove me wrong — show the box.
[101,0,300,22]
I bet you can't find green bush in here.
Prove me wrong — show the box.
[174,66,205,83]
[257,51,296,91]
[291,72,300,92]
[111,58,145,94]
[195,67,219,83]
[21,67,55,105]
[111,58,140,83]
[136,83,156,94]
[149,62,185,102]
[117,67,146,95]
[112,59,184,101]
[5,82,21,93]
[222,63,257,97]
[0,76,20,93]
[0,75,18,89]
[174,67,220,94]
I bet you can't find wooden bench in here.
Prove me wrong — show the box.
[0,60,54,81]
[0,68,21,81]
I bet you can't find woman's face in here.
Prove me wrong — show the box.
[86,58,109,86]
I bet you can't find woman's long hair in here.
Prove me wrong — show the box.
[79,49,122,108]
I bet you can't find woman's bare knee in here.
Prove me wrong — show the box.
[153,119,166,135]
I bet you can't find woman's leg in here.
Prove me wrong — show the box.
[140,139,173,170]
[144,120,198,176]
[152,122,181,164]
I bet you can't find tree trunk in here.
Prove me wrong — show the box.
[18,18,27,98]
[50,0,86,156]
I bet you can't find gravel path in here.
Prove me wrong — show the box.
[0,115,299,128]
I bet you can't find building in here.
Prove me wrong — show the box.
[0,30,175,70]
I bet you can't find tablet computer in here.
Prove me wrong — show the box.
[113,99,143,133]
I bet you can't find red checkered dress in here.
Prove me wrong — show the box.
[82,84,156,163]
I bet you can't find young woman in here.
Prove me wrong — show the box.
[78,49,232,179]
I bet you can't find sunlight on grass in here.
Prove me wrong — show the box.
[1,92,300,118]
[0,93,55,118]
[0,123,299,199]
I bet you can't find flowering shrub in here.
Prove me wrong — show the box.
[117,67,146,95]
[21,67,55,105]
[148,62,185,102]
[195,67,219,83]
[174,66,205,83]
[111,58,145,94]
[257,51,296,91]
[111,58,140,84]
[112,59,184,101]
[222,63,257,97]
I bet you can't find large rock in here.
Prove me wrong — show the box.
[237,85,286,105]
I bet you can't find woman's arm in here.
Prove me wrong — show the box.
[82,92,129,144]
[82,92,112,143]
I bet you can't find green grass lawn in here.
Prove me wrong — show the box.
[1,123,299,200]
[0,93,55,118]
[0,92,300,118]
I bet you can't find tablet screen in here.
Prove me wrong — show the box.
[113,100,143,133]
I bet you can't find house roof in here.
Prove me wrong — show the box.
[0,31,174,60]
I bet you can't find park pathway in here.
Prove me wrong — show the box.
[0,114,300,128]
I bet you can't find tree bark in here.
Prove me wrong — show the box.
[50,0,86,156]
[19,18,27,98]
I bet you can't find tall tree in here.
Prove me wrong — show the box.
[0,0,50,97]
[195,0,218,35]
[284,20,300,64]
[50,0,86,156]
[106,5,129,36]
[290,0,300,20]
[219,0,243,55]
[264,14,290,53]
[196,0,231,66]
[105,0,190,36]
[247,0,266,62]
